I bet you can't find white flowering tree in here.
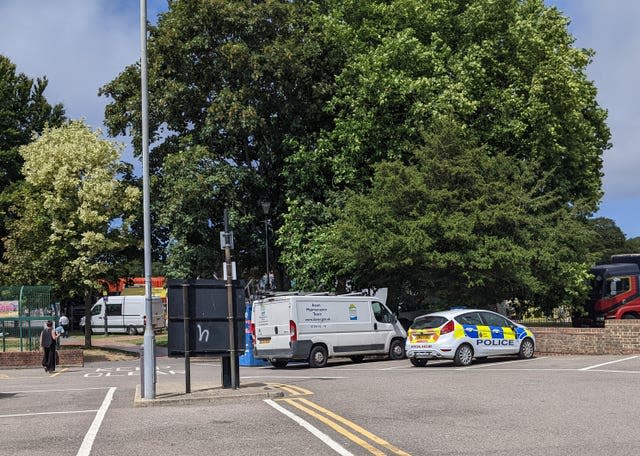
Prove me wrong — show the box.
[1,120,140,347]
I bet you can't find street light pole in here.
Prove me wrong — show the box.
[261,202,270,290]
[140,0,156,399]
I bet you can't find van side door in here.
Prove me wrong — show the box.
[105,301,124,333]
[371,301,395,351]
[90,302,105,332]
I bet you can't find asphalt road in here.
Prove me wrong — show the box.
[2,354,640,455]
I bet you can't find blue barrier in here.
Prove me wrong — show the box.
[239,303,269,367]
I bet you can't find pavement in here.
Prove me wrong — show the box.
[60,333,168,356]
[133,381,284,407]
[58,333,279,407]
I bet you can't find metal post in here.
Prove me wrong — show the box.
[264,218,270,289]
[224,210,239,389]
[140,0,156,399]
[182,284,191,394]
[260,202,270,290]
[19,286,24,351]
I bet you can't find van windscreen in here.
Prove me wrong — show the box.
[411,316,447,330]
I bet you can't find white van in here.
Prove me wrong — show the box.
[252,295,407,368]
[80,296,165,335]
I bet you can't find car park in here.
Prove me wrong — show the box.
[405,308,535,366]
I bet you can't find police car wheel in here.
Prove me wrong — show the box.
[453,344,474,366]
[518,338,535,359]
[410,358,427,367]
[309,345,328,368]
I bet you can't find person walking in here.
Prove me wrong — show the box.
[39,320,58,373]
[59,314,70,338]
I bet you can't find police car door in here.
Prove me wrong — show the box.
[478,311,518,355]
[455,312,488,356]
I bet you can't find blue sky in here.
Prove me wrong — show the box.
[1,1,638,237]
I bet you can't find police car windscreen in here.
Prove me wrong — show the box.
[411,316,447,330]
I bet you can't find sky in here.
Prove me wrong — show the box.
[0,0,638,237]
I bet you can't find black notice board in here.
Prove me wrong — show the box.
[167,279,245,356]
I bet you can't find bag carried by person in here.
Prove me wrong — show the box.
[41,328,53,348]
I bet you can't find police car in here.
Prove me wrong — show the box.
[405,308,535,367]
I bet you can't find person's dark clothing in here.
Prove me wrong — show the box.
[40,327,56,372]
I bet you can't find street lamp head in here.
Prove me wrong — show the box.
[260,201,271,215]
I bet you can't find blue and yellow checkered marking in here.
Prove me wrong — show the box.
[460,324,520,340]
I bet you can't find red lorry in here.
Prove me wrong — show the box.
[574,254,640,327]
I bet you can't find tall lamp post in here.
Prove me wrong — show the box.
[140,0,156,399]
[261,201,271,290]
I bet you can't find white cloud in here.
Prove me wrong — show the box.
[0,0,144,131]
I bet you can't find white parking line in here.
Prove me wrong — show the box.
[589,369,640,374]
[460,356,548,369]
[0,387,110,395]
[580,356,638,371]
[264,399,354,456]
[242,376,346,380]
[76,386,116,456]
[0,409,98,419]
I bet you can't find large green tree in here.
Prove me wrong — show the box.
[281,0,610,303]
[1,121,140,346]
[585,217,626,264]
[294,119,595,311]
[100,0,340,282]
[0,55,66,262]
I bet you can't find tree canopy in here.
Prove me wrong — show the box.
[0,54,66,263]
[101,0,611,313]
[100,0,339,283]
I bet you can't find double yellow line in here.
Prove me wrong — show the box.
[270,384,410,456]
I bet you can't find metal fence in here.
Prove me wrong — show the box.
[0,285,56,352]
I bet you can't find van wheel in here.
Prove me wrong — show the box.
[622,313,639,319]
[453,343,474,366]
[127,325,138,336]
[410,358,427,367]
[270,359,288,369]
[350,355,365,363]
[309,345,328,368]
[518,338,535,359]
[389,339,405,360]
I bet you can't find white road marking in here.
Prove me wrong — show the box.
[0,409,98,419]
[0,387,110,395]
[460,356,549,369]
[264,399,354,456]
[242,375,345,380]
[588,369,640,374]
[76,386,116,456]
[382,365,410,370]
[580,356,638,371]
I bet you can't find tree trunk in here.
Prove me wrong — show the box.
[84,289,92,348]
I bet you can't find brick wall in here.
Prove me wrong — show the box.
[532,320,640,355]
[0,349,84,368]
